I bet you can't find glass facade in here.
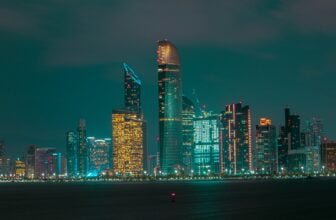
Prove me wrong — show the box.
[157,40,183,175]
[66,131,77,177]
[77,118,89,177]
[193,113,221,175]
[182,96,195,174]
[124,63,141,115]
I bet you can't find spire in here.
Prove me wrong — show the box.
[123,62,141,85]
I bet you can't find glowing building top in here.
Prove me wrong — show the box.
[260,118,272,126]
[157,40,180,65]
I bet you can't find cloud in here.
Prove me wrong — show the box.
[41,0,281,66]
[2,0,335,67]
[275,0,336,34]
[0,8,38,36]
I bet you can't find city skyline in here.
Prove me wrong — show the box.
[1,1,336,159]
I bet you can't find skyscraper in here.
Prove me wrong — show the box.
[124,62,142,115]
[77,118,88,177]
[285,108,301,150]
[25,145,36,179]
[255,118,277,174]
[123,63,147,173]
[278,108,305,173]
[66,131,77,177]
[34,148,57,179]
[300,118,323,173]
[182,95,195,174]
[0,141,10,177]
[157,40,183,175]
[112,109,144,176]
[193,112,221,175]
[221,103,252,175]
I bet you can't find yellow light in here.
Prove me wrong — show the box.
[112,111,144,176]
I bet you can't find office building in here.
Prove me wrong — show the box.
[157,40,183,174]
[77,118,89,177]
[112,109,144,176]
[182,95,195,174]
[255,118,277,174]
[221,103,252,175]
[66,131,77,177]
[88,137,111,174]
[193,112,221,175]
[321,141,336,172]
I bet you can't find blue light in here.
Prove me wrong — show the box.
[86,171,98,178]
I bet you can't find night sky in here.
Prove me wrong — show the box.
[0,0,335,157]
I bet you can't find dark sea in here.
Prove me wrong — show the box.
[0,179,335,220]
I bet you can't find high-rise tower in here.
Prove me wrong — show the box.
[157,40,183,174]
[66,131,77,177]
[256,118,277,174]
[112,109,144,176]
[193,111,221,175]
[124,63,142,115]
[182,95,195,174]
[77,118,88,177]
[221,103,252,175]
[123,63,147,172]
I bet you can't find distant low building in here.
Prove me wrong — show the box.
[15,158,26,177]
[34,148,60,179]
[321,141,336,172]
[88,137,111,175]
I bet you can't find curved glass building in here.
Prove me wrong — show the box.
[157,40,183,174]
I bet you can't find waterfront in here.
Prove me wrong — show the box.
[0,179,335,219]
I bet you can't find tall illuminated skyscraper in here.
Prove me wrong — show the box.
[157,40,183,174]
[193,112,221,175]
[124,63,142,115]
[182,95,195,174]
[66,131,77,177]
[77,118,88,177]
[255,118,277,174]
[221,103,252,175]
[112,109,144,176]
[123,63,147,172]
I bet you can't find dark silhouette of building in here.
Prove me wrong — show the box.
[66,131,77,177]
[221,103,252,175]
[321,141,336,172]
[255,118,277,174]
[278,108,305,173]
